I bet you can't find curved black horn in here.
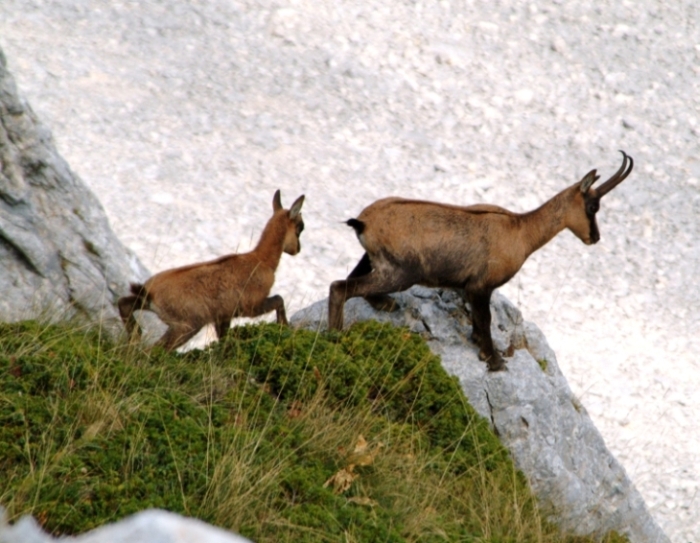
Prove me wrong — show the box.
[595,151,633,197]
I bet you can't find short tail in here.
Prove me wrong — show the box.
[346,218,365,235]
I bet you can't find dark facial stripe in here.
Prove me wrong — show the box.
[589,216,600,243]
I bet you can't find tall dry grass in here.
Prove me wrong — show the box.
[0,320,626,543]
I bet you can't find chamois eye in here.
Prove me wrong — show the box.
[586,201,599,215]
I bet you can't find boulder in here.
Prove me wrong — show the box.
[0,508,252,543]
[0,47,148,331]
[291,287,670,543]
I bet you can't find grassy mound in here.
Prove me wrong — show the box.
[0,320,625,542]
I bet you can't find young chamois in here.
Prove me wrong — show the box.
[118,190,305,351]
[329,152,633,371]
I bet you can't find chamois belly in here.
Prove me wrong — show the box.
[417,244,488,289]
[209,287,254,319]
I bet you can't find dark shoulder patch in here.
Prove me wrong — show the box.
[346,218,365,235]
[129,283,146,296]
[129,282,151,304]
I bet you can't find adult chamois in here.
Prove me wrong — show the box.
[118,190,305,351]
[329,152,633,371]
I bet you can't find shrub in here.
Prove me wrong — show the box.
[0,320,626,543]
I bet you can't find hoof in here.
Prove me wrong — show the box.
[480,350,507,372]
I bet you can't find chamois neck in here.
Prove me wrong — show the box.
[253,213,287,269]
[519,186,573,257]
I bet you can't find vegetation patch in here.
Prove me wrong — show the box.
[0,320,626,542]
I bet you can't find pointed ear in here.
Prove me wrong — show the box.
[273,190,282,211]
[579,170,600,193]
[289,195,305,219]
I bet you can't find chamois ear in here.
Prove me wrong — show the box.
[579,170,600,193]
[273,190,283,211]
[289,195,305,219]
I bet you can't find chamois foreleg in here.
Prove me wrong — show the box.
[347,253,372,278]
[346,253,398,312]
[213,295,287,342]
[469,291,506,372]
[328,270,415,330]
[251,294,288,325]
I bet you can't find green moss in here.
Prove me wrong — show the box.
[0,320,626,542]
[538,358,548,372]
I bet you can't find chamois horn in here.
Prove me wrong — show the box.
[595,150,634,197]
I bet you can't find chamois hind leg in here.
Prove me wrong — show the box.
[328,270,415,330]
[347,253,372,278]
[155,323,201,352]
[469,291,506,372]
[118,295,143,340]
[346,253,398,312]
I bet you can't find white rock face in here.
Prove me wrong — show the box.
[0,509,252,543]
[0,49,148,331]
[291,288,670,543]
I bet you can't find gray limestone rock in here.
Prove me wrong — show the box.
[0,47,148,332]
[0,508,252,543]
[291,287,670,543]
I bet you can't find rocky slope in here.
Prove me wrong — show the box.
[292,288,670,542]
[0,1,698,540]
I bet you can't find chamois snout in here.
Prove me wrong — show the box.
[588,219,600,245]
[563,189,598,245]
[570,199,600,245]
[284,236,302,255]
